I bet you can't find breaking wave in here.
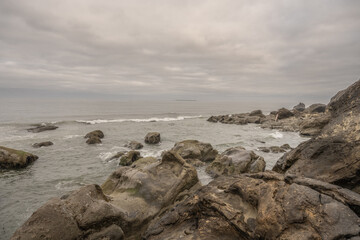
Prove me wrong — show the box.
[76,115,202,125]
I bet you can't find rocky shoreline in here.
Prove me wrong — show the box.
[6,80,360,239]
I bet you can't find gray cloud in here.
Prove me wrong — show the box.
[0,0,359,102]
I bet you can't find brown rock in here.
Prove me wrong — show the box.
[32,141,53,148]
[144,171,360,240]
[0,146,38,169]
[171,140,218,163]
[124,141,143,150]
[85,130,104,139]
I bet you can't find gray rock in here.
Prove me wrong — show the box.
[293,102,306,112]
[85,130,104,139]
[171,140,218,164]
[145,132,161,144]
[86,136,102,144]
[206,146,265,177]
[305,103,326,113]
[276,108,294,120]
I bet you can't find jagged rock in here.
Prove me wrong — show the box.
[32,141,53,148]
[12,151,198,240]
[144,171,360,240]
[124,141,143,150]
[84,130,104,139]
[299,113,331,136]
[276,108,294,120]
[206,146,265,177]
[273,80,360,193]
[293,102,306,112]
[171,140,218,164]
[27,124,58,133]
[0,146,38,169]
[145,132,161,144]
[305,103,326,113]
[280,144,292,150]
[86,136,102,145]
[119,151,141,166]
[207,116,219,123]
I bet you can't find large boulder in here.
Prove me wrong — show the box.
[249,109,265,118]
[27,124,58,133]
[276,108,294,120]
[293,102,306,112]
[32,141,53,148]
[206,146,265,177]
[144,171,360,240]
[144,132,161,144]
[0,146,38,169]
[273,80,360,193]
[12,151,198,240]
[299,113,331,136]
[305,103,326,114]
[171,140,218,164]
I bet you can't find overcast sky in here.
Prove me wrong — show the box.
[0,0,359,102]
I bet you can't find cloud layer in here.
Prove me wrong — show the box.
[0,0,359,101]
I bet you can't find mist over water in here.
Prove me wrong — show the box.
[0,100,309,239]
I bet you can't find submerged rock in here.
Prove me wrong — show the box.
[32,141,53,148]
[124,141,143,150]
[109,151,126,161]
[206,146,265,177]
[145,132,161,144]
[27,124,58,133]
[144,171,360,240]
[0,146,38,169]
[274,79,360,193]
[12,151,198,240]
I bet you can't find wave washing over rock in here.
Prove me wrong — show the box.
[4,80,360,239]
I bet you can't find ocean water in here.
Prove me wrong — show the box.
[0,99,309,239]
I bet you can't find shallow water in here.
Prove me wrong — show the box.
[0,100,308,239]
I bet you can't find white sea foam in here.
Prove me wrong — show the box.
[99,151,119,162]
[76,115,202,125]
[269,131,283,139]
[63,134,82,139]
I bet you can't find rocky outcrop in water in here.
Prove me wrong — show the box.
[144,132,161,144]
[124,141,143,150]
[32,141,53,148]
[206,146,265,177]
[12,151,198,240]
[0,146,38,169]
[273,80,360,194]
[27,124,58,133]
[208,103,329,135]
[144,171,360,240]
[85,130,104,145]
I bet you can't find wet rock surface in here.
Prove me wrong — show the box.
[206,146,265,177]
[32,141,53,148]
[144,132,161,144]
[85,130,104,145]
[119,151,141,166]
[124,141,143,150]
[273,80,360,193]
[144,171,360,240]
[0,146,38,169]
